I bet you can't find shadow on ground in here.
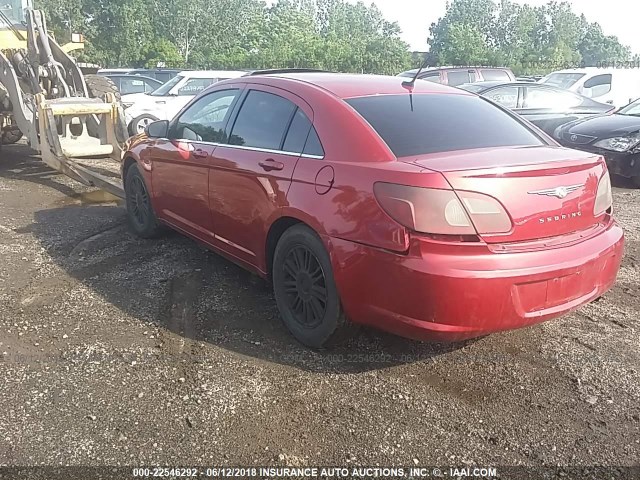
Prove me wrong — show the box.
[2,151,471,373]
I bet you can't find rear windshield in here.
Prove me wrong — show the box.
[540,73,585,89]
[345,94,544,157]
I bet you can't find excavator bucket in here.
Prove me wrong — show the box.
[35,92,128,198]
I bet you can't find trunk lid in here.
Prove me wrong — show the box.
[402,146,607,244]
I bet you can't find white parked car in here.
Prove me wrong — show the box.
[539,68,640,108]
[122,70,247,135]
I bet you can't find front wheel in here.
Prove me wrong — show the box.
[124,164,163,238]
[272,225,351,348]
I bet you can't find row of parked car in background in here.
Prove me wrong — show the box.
[99,64,640,186]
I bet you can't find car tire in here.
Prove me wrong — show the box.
[85,74,121,103]
[272,224,352,348]
[124,163,163,238]
[632,176,640,189]
[1,126,22,145]
[129,114,159,136]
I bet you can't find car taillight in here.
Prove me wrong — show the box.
[373,183,512,236]
[594,172,613,217]
[457,190,512,234]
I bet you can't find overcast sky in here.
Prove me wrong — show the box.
[369,0,638,54]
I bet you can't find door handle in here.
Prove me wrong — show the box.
[258,159,285,172]
[192,148,209,159]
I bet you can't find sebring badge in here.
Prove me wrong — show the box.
[528,184,584,199]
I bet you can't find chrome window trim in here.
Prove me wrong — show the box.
[171,139,325,160]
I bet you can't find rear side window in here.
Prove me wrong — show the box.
[481,69,511,81]
[346,94,544,157]
[230,90,297,149]
[524,87,582,109]
[419,73,442,84]
[283,109,312,153]
[156,73,173,83]
[303,128,324,157]
[282,108,325,157]
[120,77,147,95]
[446,71,474,86]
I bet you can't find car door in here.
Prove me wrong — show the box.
[520,85,584,135]
[208,86,311,272]
[150,88,242,241]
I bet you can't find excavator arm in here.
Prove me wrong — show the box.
[0,6,127,198]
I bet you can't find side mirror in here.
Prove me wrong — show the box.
[145,120,169,138]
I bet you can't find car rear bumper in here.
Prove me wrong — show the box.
[329,219,624,342]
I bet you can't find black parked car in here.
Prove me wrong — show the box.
[554,98,640,185]
[102,74,163,95]
[458,81,614,136]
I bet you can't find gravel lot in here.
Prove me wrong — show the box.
[0,146,638,478]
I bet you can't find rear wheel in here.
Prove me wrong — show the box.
[124,164,162,238]
[272,225,351,348]
[1,125,22,145]
[84,74,121,102]
[632,176,640,189]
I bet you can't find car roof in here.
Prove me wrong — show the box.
[239,72,474,99]
[402,66,511,74]
[460,81,580,90]
[180,70,247,78]
[459,80,509,89]
[545,68,619,74]
[104,74,161,81]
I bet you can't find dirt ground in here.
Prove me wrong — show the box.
[0,145,638,477]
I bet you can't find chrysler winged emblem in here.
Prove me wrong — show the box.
[528,184,584,199]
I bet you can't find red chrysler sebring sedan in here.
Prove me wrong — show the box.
[121,71,624,348]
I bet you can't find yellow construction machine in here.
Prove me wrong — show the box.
[0,1,127,197]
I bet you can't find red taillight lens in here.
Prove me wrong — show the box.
[374,182,512,236]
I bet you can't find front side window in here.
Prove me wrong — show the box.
[345,94,544,158]
[229,90,297,150]
[171,89,239,143]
